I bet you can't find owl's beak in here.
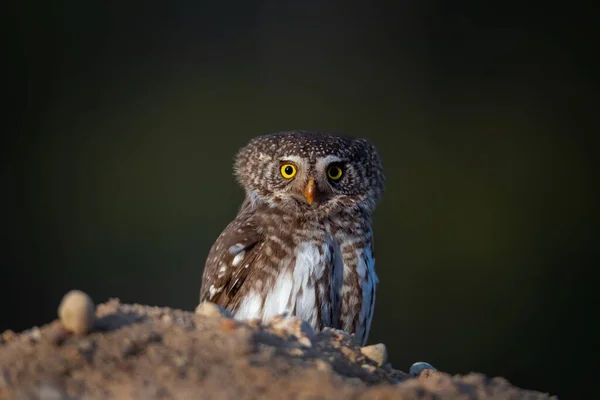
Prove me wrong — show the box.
[304,178,316,205]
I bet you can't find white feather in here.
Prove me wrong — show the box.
[234,290,263,320]
[234,241,334,329]
[291,242,328,327]
[262,270,294,319]
[230,232,376,344]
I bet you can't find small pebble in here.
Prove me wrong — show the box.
[360,343,388,366]
[288,348,304,356]
[361,364,377,373]
[57,290,96,335]
[409,361,437,376]
[297,336,312,348]
[29,327,42,343]
[195,301,232,319]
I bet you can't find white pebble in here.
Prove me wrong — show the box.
[360,343,388,366]
[297,336,312,348]
[29,326,42,342]
[409,361,437,376]
[57,290,96,335]
[195,301,232,318]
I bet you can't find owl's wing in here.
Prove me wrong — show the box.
[358,240,378,346]
[199,212,265,309]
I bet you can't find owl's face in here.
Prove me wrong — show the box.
[233,131,384,218]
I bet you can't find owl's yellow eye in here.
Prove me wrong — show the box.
[327,165,343,180]
[280,163,297,179]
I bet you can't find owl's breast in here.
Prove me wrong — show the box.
[233,233,341,331]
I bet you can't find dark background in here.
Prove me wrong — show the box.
[3,1,596,398]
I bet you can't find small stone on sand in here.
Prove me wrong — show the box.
[58,289,96,335]
[360,343,388,366]
[195,301,232,319]
[410,361,437,376]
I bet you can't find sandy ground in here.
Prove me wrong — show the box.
[0,297,558,400]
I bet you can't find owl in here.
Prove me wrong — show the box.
[199,130,385,345]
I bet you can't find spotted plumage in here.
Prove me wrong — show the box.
[199,130,385,345]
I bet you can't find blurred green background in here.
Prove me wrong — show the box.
[3,1,596,398]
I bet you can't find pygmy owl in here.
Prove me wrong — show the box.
[199,130,385,345]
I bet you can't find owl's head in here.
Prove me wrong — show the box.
[233,131,385,218]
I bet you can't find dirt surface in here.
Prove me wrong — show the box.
[0,297,558,400]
